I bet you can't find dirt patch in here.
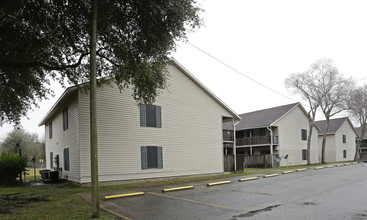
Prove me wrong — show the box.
[0,193,50,215]
[232,204,281,218]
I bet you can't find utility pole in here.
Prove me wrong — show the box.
[90,0,100,217]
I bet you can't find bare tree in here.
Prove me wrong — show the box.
[348,85,367,161]
[314,59,355,163]
[285,63,325,165]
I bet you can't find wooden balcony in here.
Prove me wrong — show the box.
[236,135,279,146]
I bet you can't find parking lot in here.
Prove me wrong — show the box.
[80,163,367,220]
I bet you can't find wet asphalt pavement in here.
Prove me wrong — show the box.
[79,163,367,220]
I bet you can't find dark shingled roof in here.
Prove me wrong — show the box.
[315,117,348,135]
[223,103,299,130]
[355,127,367,140]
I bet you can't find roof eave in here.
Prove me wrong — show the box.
[38,86,78,126]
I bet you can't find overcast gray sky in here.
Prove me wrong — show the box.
[1,0,367,141]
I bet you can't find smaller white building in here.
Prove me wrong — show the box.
[223,103,320,167]
[316,117,357,162]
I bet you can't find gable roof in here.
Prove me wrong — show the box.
[223,102,304,130]
[39,59,240,126]
[315,117,357,136]
[355,127,367,140]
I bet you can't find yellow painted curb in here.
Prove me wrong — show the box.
[336,164,344,167]
[344,163,351,166]
[282,170,294,174]
[207,180,231,186]
[359,162,364,164]
[296,168,308,172]
[104,192,145,199]
[162,186,194,192]
[326,165,334,168]
[239,177,259,182]
[314,167,324,170]
[352,162,358,165]
[263,173,279,178]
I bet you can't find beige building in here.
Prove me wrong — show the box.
[316,117,357,163]
[39,60,240,184]
[223,103,320,167]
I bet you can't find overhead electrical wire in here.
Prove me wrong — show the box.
[187,42,299,103]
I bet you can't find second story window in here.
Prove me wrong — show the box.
[301,129,307,141]
[342,135,346,143]
[49,121,53,139]
[63,107,68,131]
[140,104,162,128]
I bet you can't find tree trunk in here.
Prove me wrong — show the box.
[307,118,314,165]
[321,117,330,164]
[90,0,100,218]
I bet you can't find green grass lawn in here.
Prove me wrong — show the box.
[0,162,356,219]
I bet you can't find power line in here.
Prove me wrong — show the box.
[187,42,298,103]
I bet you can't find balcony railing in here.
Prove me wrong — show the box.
[360,143,367,149]
[236,135,279,146]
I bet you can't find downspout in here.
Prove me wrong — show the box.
[233,119,240,171]
[267,126,274,168]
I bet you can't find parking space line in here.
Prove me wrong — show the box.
[100,205,132,220]
[147,192,231,210]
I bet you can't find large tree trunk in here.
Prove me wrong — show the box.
[321,117,330,164]
[307,118,314,165]
[90,0,100,218]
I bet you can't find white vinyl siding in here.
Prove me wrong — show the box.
[44,95,80,182]
[317,119,356,162]
[78,64,234,183]
[274,106,319,166]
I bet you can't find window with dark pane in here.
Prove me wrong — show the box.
[343,150,347,158]
[50,152,53,169]
[147,146,158,168]
[49,121,53,139]
[301,129,307,140]
[146,105,157,127]
[63,107,69,131]
[302,149,307,160]
[342,135,346,143]
[140,104,162,128]
[64,148,70,171]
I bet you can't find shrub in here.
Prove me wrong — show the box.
[0,152,27,185]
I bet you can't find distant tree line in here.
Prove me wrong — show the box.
[0,129,45,162]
